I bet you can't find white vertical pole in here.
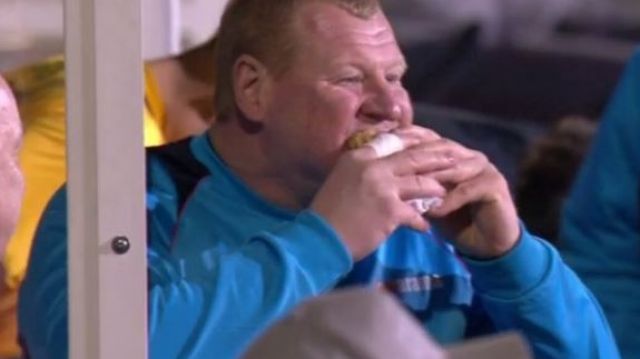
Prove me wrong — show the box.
[65,0,148,357]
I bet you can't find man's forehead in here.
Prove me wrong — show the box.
[297,2,394,42]
[293,2,403,64]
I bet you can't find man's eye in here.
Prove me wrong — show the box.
[386,74,402,83]
[339,76,363,84]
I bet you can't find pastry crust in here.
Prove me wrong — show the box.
[346,129,377,150]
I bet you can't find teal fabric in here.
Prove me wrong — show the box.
[20,133,618,358]
[561,48,640,357]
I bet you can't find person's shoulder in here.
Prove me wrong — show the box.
[147,137,207,178]
[3,56,65,96]
[146,137,210,219]
[622,47,640,80]
[631,46,640,64]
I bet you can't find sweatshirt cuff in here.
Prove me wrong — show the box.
[463,226,551,299]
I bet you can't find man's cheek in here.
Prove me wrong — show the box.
[403,103,414,125]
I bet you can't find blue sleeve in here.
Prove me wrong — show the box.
[18,187,353,359]
[559,48,640,356]
[464,229,620,358]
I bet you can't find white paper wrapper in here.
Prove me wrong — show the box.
[407,197,444,214]
[367,132,405,158]
[368,133,442,214]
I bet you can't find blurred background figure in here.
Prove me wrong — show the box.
[380,0,638,47]
[560,48,640,357]
[0,1,224,357]
[0,77,22,263]
[381,0,639,127]
[515,116,597,244]
[0,76,23,359]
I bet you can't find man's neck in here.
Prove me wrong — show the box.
[209,123,319,211]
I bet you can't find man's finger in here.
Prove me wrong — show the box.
[384,147,457,176]
[417,138,476,156]
[393,126,441,145]
[430,155,488,185]
[428,171,499,217]
[396,174,446,200]
[398,203,430,233]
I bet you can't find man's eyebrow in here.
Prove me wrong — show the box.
[389,60,408,74]
[326,57,408,73]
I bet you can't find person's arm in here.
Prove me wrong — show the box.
[389,125,618,357]
[558,48,640,356]
[465,227,620,358]
[561,48,640,266]
[147,210,353,358]
[18,187,353,359]
[20,130,452,358]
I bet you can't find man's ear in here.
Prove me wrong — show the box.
[232,54,271,122]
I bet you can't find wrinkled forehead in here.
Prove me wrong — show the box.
[293,3,403,63]
[304,5,393,40]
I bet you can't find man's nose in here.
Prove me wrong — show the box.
[360,81,403,123]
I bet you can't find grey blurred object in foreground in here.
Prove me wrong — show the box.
[242,289,531,359]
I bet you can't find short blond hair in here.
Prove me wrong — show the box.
[213,0,380,121]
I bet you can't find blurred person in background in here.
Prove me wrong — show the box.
[0,76,23,359]
[379,0,621,47]
[515,116,597,244]
[0,17,218,359]
[0,77,22,265]
[560,47,640,357]
[20,0,619,358]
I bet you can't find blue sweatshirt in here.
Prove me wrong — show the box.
[19,133,618,358]
[560,48,640,357]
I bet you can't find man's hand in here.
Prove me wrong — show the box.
[311,130,451,260]
[396,126,521,259]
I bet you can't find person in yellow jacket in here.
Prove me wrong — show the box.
[0,38,216,358]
